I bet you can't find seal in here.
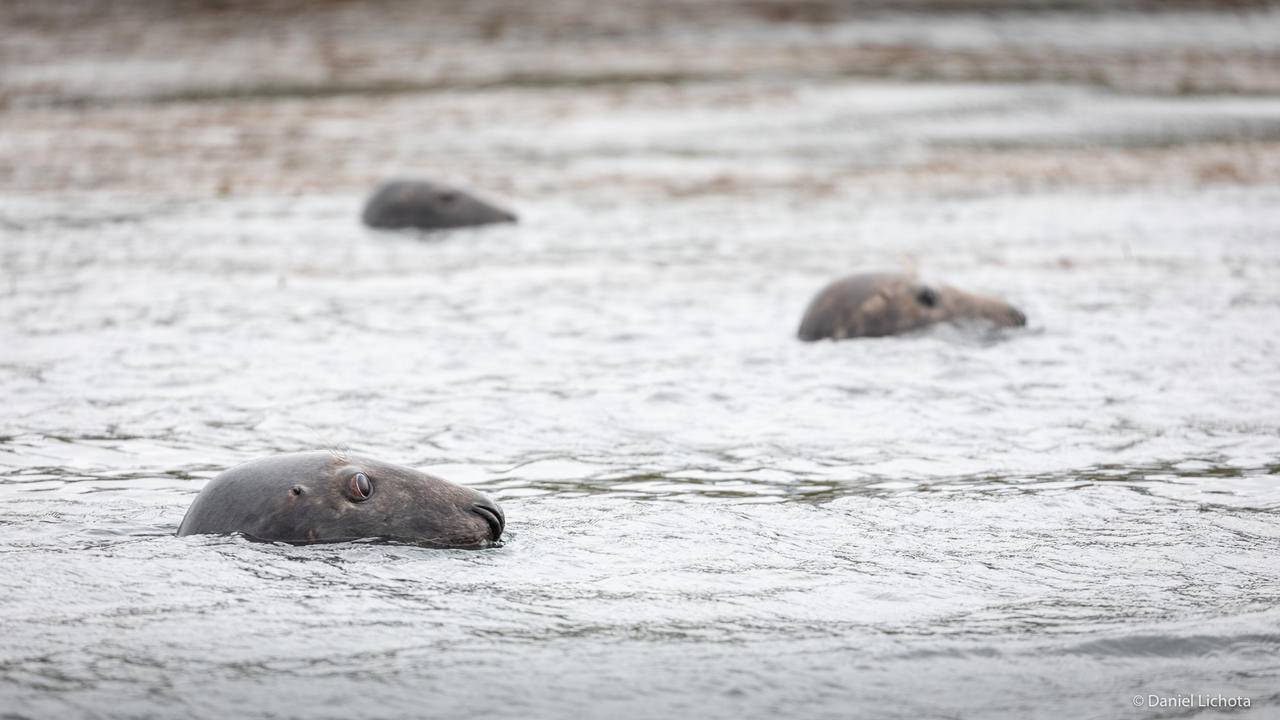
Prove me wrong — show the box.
[177,452,505,548]
[361,179,517,230]
[797,272,1026,340]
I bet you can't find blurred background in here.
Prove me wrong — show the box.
[4,4,1280,719]
[3,0,1278,202]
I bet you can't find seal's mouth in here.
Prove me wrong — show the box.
[1004,306,1028,327]
[471,502,505,541]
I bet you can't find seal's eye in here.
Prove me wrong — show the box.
[915,287,939,308]
[348,472,372,501]
[438,192,457,204]
[290,485,304,496]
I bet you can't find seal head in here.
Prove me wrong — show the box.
[798,272,1026,341]
[361,179,517,230]
[177,452,504,548]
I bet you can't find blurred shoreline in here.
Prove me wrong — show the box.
[7,0,1280,105]
[2,0,1279,200]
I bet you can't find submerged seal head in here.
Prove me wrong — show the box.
[798,272,1026,341]
[177,452,504,548]
[361,179,517,231]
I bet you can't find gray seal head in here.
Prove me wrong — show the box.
[361,179,517,230]
[177,452,505,548]
[798,272,1026,341]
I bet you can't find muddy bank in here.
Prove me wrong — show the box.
[4,0,1280,108]
[2,1,1278,202]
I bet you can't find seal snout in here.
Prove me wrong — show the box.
[1004,306,1028,327]
[471,500,506,541]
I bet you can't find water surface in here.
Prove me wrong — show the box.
[3,183,1279,719]
[3,6,1280,717]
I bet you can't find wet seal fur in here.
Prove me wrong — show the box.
[798,272,1026,340]
[177,452,504,548]
[361,179,517,231]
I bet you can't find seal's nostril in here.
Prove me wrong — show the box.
[472,502,505,540]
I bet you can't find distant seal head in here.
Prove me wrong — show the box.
[361,179,517,230]
[798,272,1026,341]
[177,452,505,548]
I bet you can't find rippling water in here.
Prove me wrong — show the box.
[3,179,1279,718]
[5,2,1280,710]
